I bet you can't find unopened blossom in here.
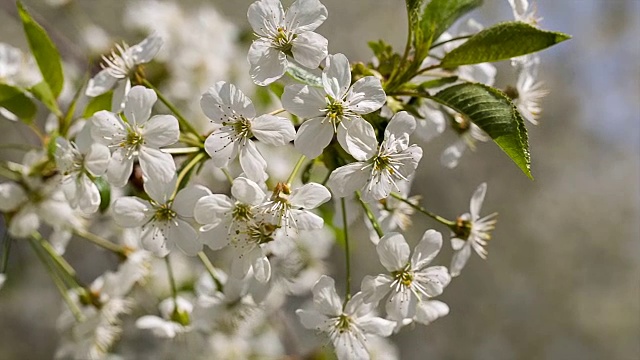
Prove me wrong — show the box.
[327,111,422,200]
[91,85,179,187]
[440,113,489,169]
[296,276,395,360]
[361,230,451,323]
[450,183,498,277]
[55,125,110,214]
[112,176,207,256]
[247,0,328,85]
[201,81,295,182]
[282,53,387,159]
[136,296,193,338]
[86,33,162,111]
[194,176,266,251]
[259,181,331,230]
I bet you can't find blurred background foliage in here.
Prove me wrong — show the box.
[0,0,638,359]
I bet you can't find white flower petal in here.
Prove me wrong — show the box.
[91,110,125,145]
[76,174,101,214]
[361,274,392,305]
[289,183,331,209]
[84,143,110,176]
[451,237,466,251]
[239,140,268,183]
[112,197,153,227]
[312,275,342,317]
[169,218,201,256]
[286,0,327,32]
[470,182,487,220]
[358,316,395,337]
[450,244,472,277]
[124,86,157,126]
[252,252,271,283]
[9,206,40,238]
[231,177,266,205]
[294,117,333,158]
[385,111,416,139]
[414,300,449,325]
[204,129,240,168]
[200,223,231,251]
[141,115,179,148]
[334,331,369,360]
[111,78,131,112]
[194,194,233,227]
[376,232,410,272]
[201,81,256,122]
[416,266,451,297]
[281,84,326,119]
[173,185,211,219]
[105,149,134,187]
[291,31,328,69]
[386,289,415,320]
[441,140,466,169]
[142,224,171,256]
[139,146,176,185]
[143,175,176,204]
[0,182,26,212]
[291,209,324,230]
[322,54,351,99]
[248,40,287,86]
[296,309,329,330]
[411,229,443,270]
[85,69,117,97]
[129,33,163,64]
[347,76,386,114]
[326,163,369,198]
[247,0,284,36]
[341,117,377,161]
[251,114,296,146]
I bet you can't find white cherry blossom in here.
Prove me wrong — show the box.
[247,0,328,85]
[112,176,207,256]
[361,230,451,323]
[194,176,266,251]
[508,57,548,125]
[86,33,163,111]
[327,111,422,200]
[282,53,387,159]
[55,125,110,214]
[440,113,489,169]
[136,296,193,338]
[508,0,540,25]
[201,81,295,183]
[296,276,395,360]
[91,85,179,187]
[450,183,498,277]
[259,182,331,230]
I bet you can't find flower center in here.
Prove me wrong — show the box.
[373,155,393,173]
[335,314,352,333]
[170,308,191,326]
[154,204,176,222]
[451,114,471,135]
[325,99,344,123]
[123,129,144,148]
[246,221,279,245]
[232,203,253,221]
[392,267,414,287]
[223,117,253,139]
[504,85,520,100]
[101,43,136,78]
[273,27,296,54]
[454,217,473,240]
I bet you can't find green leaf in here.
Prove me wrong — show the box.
[17,2,64,98]
[94,177,111,213]
[0,83,37,123]
[441,22,571,68]
[420,0,483,52]
[29,81,62,117]
[83,92,113,118]
[286,63,321,87]
[430,82,532,178]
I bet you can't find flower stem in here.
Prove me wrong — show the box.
[28,236,85,322]
[34,233,78,283]
[142,79,202,140]
[197,251,223,292]
[286,155,306,185]
[341,198,351,307]
[1,233,11,274]
[73,228,128,257]
[221,168,234,185]
[165,255,178,300]
[355,191,384,239]
[269,108,286,115]
[390,192,456,228]
[175,152,206,195]
[430,35,472,49]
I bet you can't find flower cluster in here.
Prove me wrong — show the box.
[0,0,565,358]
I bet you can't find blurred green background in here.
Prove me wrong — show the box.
[0,0,638,359]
